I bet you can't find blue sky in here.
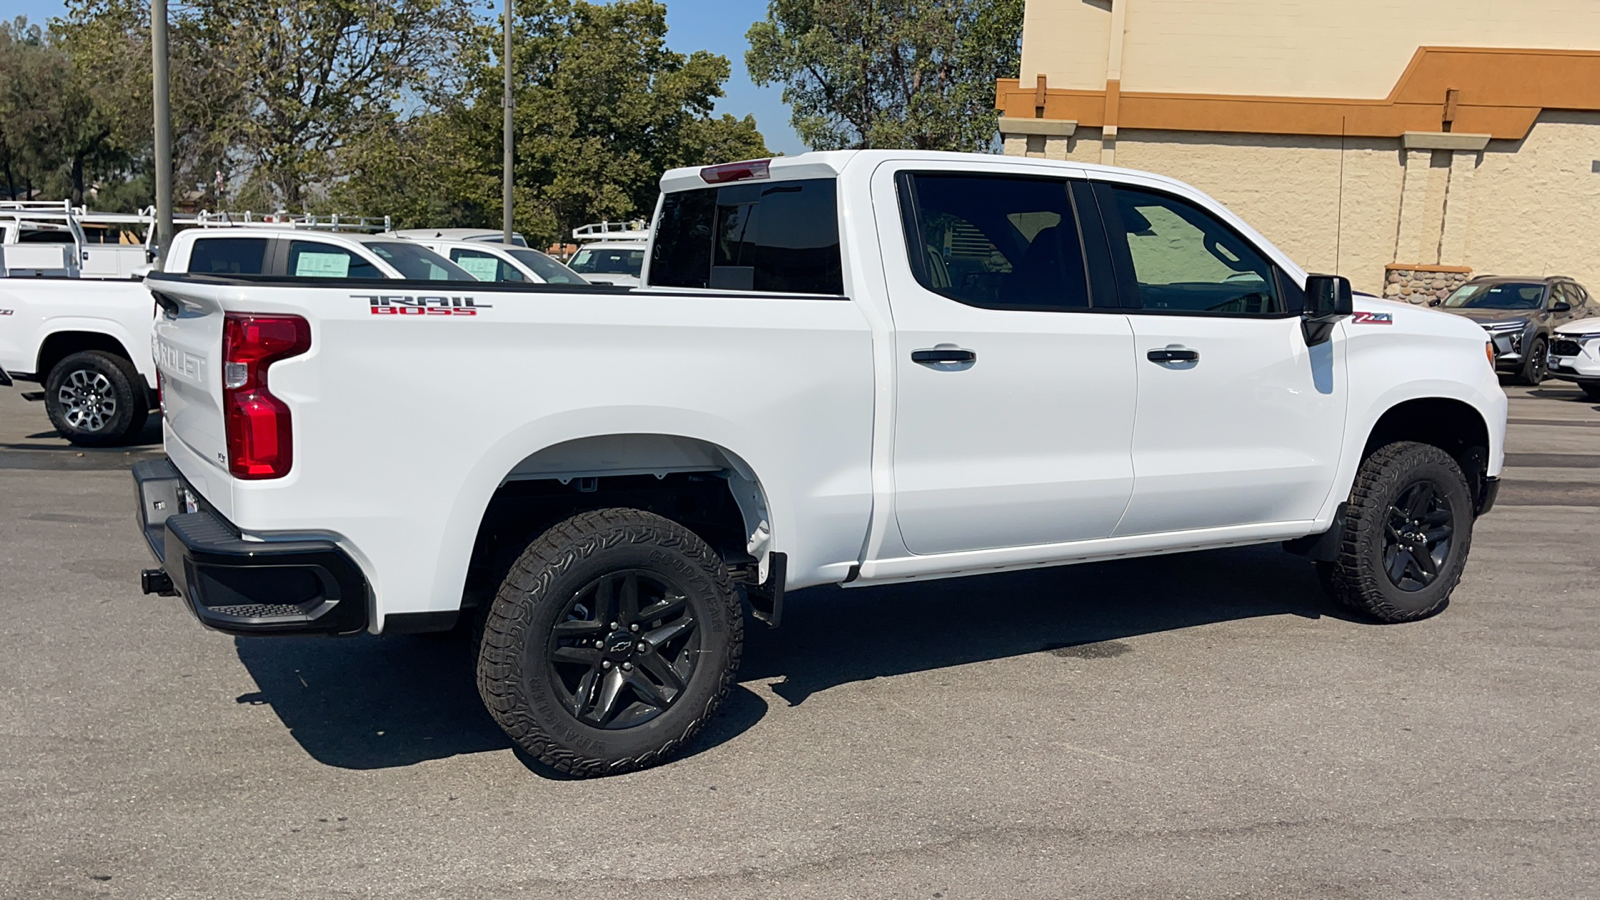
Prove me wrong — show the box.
[9,0,806,154]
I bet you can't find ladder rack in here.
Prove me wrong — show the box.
[572,220,649,241]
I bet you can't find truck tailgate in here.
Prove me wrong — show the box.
[150,281,228,486]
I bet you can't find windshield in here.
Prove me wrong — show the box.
[367,242,476,280]
[1442,282,1544,310]
[508,248,587,285]
[569,246,644,277]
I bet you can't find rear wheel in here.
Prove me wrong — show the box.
[1517,337,1548,385]
[43,350,148,447]
[476,508,743,777]
[1318,442,1473,623]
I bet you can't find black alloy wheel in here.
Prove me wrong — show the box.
[1381,480,1455,592]
[548,569,701,729]
[1316,441,1473,623]
[476,508,743,776]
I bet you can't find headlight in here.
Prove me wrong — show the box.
[1480,320,1527,332]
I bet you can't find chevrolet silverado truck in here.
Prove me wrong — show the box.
[132,151,1508,776]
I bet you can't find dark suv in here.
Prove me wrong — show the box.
[1429,276,1592,384]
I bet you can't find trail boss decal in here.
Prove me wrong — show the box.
[356,294,492,316]
[1351,311,1393,325]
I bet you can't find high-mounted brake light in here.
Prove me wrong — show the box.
[222,313,310,480]
[699,159,771,184]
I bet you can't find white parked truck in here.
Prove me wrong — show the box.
[133,151,1507,776]
[0,222,470,445]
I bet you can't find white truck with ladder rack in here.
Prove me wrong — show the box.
[566,220,649,286]
[0,210,466,445]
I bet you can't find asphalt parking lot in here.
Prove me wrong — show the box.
[1,383,1596,899]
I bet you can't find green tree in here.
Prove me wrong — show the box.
[486,0,769,245]
[338,0,769,247]
[197,0,475,210]
[746,0,1023,151]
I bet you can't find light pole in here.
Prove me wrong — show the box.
[501,0,514,245]
[151,0,173,267]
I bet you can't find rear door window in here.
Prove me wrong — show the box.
[287,241,381,278]
[187,237,269,275]
[450,248,523,282]
[650,178,843,295]
[896,173,1091,311]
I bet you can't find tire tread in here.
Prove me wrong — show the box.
[475,508,743,778]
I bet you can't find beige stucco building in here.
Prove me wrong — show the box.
[997,1,1600,299]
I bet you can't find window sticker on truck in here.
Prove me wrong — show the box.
[354,294,493,316]
[1351,312,1393,325]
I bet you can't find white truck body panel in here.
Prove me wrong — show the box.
[0,278,157,388]
[143,150,1507,630]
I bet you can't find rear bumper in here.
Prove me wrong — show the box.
[131,458,369,636]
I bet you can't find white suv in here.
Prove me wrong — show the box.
[1550,316,1600,400]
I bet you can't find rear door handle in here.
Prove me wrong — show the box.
[1147,347,1199,363]
[912,348,977,365]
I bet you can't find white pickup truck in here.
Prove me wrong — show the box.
[1,226,469,445]
[133,151,1507,777]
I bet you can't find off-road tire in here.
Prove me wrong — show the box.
[43,350,148,447]
[476,508,743,777]
[1317,441,1473,623]
[1516,336,1548,385]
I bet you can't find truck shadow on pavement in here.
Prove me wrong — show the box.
[232,544,1358,774]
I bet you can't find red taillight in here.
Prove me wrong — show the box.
[222,313,310,480]
[699,159,771,184]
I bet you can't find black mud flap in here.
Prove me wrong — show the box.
[745,551,787,628]
[1282,503,1348,562]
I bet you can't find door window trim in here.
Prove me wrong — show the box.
[1088,181,1300,320]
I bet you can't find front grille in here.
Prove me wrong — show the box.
[1552,339,1582,357]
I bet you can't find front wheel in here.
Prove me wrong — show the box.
[1517,336,1548,385]
[43,350,148,447]
[1318,441,1474,623]
[1582,384,1600,402]
[476,508,744,777]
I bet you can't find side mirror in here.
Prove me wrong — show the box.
[1301,274,1352,345]
[1552,301,1572,313]
[1428,298,1442,307]
[1304,274,1354,318]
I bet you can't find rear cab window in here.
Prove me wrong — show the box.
[186,237,269,275]
[650,178,843,295]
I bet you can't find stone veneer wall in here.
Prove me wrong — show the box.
[1382,265,1472,304]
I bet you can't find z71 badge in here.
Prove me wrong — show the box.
[354,294,492,316]
[1351,311,1393,325]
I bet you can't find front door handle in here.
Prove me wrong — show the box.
[912,348,977,365]
[1147,347,1199,363]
